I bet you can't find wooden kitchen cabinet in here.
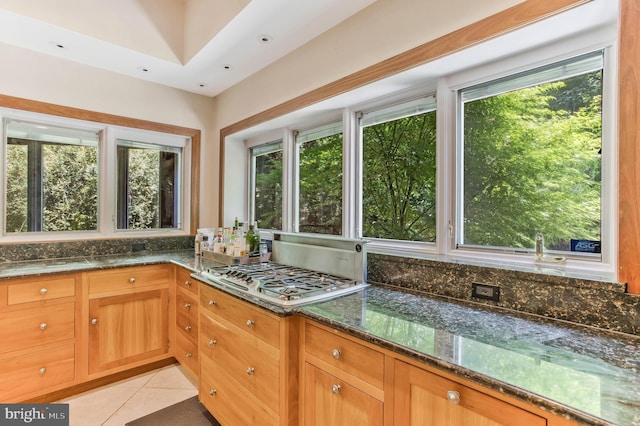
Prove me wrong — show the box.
[302,321,385,426]
[0,273,80,402]
[87,265,171,375]
[198,281,299,426]
[393,360,546,426]
[174,266,199,378]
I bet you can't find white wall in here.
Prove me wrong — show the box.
[0,42,219,227]
[214,0,522,130]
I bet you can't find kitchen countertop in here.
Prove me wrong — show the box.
[1,250,638,425]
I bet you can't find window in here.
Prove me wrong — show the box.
[4,120,99,233]
[1,109,194,241]
[296,123,343,235]
[116,139,182,230]
[360,97,437,242]
[458,51,604,257]
[250,141,283,230]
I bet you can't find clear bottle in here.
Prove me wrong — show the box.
[251,221,260,254]
[535,233,544,260]
[194,230,203,255]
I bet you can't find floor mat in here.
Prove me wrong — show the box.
[125,396,220,426]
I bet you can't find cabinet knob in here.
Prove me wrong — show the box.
[91,318,98,325]
[39,367,47,375]
[39,288,48,295]
[246,320,255,328]
[332,349,341,359]
[331,384,341,395]
[184,280,192,287]
[447,390,461,405]
[39,323,48,331]
[209,389,217,396]
[184,325,192,332]
[208,339,217,346]
[129,277,136,284]
[185,353,192,358]
[208,300,215,306]
[246,367,255,375]
[184,303,191,309]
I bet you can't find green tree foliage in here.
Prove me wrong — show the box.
[254,150,283,230]
[42,144,98,231]
[362,111,437,241]
[463,72,602,250]
[6,144,28,232]
[127,149,160,229]
[298,134,342,235]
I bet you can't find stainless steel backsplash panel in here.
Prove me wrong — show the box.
[272,232,366,282]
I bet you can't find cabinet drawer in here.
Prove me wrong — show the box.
[304,362,383,426]
[0,302,75,354]
[200,312,280,412]
[200,283,280,348]
[176,267,198,296]
[176,290,198,338]
[175,331,198,375]
[394,360,547,425]
[0,344,75,402]
[305,322,384,389]
[88,265,170,295]
[7,275,76,305]
[200,357,278,426]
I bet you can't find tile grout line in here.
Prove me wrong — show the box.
[100,370,159,425]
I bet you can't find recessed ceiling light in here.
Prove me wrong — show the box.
[198,83,206,88]
[49,41,65,49]
[137,67,151,73]
[222,64,232,70]
[257,34,273,44]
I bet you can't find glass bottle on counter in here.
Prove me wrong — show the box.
[194,229,203,255]
[246,225,256,255]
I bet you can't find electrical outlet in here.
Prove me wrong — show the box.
[132,243,146,252]
[471,282,500,301]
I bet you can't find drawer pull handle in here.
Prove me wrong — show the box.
[246,320,255,328]
[209,389,217,396]
[208,300,215,306]
[185,325,192,332]
[208,339,217,346]
[331,384,341,395]
[246,367,255,375]
[91,318,98,325]
[40,288,48,295]
[185,353,192,358]
[447,390,461,405]
[184,303,191,309]
[332,349,341,359]
[129,277,136,284]
[184,280,192,287]
[39,367,47,375]
[39,323,48,331]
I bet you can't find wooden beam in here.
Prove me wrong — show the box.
[618,0,640,293]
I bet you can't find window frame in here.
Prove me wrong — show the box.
[0,107,195,242]
[446,44,617,272]
[248,139,283,231]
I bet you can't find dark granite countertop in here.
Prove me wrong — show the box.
[299,286,640,426]
[1,251,638,425]
[0,249,217,280]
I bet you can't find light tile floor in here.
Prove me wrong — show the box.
[59,364,198,426]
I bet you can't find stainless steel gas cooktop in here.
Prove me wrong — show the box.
[193,232,368,307]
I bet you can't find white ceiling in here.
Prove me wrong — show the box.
[0,0,376,97]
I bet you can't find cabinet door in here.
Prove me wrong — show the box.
[304,363,383,426]
[394,360,546,426]
[89,289,168,374]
